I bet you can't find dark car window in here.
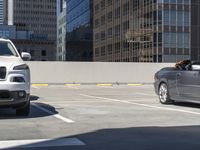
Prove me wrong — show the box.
[0,41,18,56]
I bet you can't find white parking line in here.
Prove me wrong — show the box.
[31,86,40,89]
[80,94,200,116]
[31,103,74,123]
[0,138,85,149]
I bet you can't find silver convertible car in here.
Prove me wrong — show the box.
[154,61,200,104]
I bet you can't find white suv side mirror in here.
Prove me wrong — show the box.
[21,52,31,61]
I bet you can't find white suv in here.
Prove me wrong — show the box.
[0,38,31,116]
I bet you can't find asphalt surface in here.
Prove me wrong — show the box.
[0,85,200,150]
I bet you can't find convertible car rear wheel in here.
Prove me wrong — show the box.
[159,83,172,104]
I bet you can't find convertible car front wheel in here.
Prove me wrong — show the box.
[159,83,172,104]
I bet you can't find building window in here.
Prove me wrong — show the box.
[107,11,113,22]
[115,7,120,18]
[123,41,129,50]
[95,19,99,28]
[115,25,120,36]
[107,28,112,38]
[170,10,177,26]
[95,4,100,13]
[101,31,106,40]
[101,0,105,10]
[101,46,106,56]
[123,2,129,15]
[184,11,190,26]
[115,42,120,53]
[95,48,100,57]
[107,44,112,55]
[123,21,129,32]
[95,33,100,41]
[41,50,46,56]
[107,0,112,6]
[101,15,106,25]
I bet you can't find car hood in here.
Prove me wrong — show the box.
[0,56,24,70]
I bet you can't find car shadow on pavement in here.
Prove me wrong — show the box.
[174,101,200,109]
[2,126,200,150]
[0,95,58,119]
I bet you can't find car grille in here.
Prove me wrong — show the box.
[0,91,11,100]
[0,67,6,79]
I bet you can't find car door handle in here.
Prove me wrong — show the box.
[177,73,181,79]
[194,73,198,76]
[177,73,181,77]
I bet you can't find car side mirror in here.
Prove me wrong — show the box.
[21,52,31,61]
[191,65,200,71]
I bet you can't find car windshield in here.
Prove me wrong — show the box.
[0,41,18,56]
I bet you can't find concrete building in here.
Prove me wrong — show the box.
[65,0,93,61]
[57,0,66,61]
[4,0,57,61]
[93,0,191,62]
[0,24,56,61]
[13,39,56,61]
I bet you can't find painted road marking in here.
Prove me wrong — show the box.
[0,138,85,149]
[128,84,143,86]
[31,103,74,123]
[31,86,40,89]
[96,84,113,86]
[80,94,200,116]
[65,84,81,86]
[32,84,48,87]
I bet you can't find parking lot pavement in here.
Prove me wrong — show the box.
[1,85,200,149]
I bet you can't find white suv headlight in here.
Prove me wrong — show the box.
[13,64,29,70]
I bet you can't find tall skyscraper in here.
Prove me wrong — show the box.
[0,0,3,24]
[65,0,93,61]
[93,0,192,62]
[191,1,200,61]
[57,0,66,61]
[4,0,57,61]
[4,0,57,40]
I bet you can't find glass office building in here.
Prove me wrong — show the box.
[57,0,67,61]
[156,0,191,62]
[0,0,3,24]
[93,0,192,62]
[66,0,93,61]
[191,1,200,61]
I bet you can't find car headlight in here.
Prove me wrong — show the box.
[13,64,29,70]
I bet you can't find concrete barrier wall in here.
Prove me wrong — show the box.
[27,62,174,84]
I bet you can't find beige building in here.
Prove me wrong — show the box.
[93,0,191,62]
[93,0,132,62]
[4,0,57,61]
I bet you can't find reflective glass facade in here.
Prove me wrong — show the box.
[158,0,191,62]
[57,0,67,61]
[191,1,200,61]
[66,0,93,61]
[67,0,91,33]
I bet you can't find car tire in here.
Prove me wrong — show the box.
[158,83,173,104]
[16,101,30,116]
